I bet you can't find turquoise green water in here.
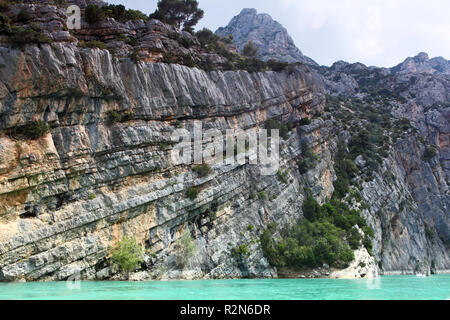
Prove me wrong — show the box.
[0,275,449,300]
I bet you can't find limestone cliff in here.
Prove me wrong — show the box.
[0,2,448,281]
[0,41,328,281]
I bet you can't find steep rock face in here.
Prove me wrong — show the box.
[0,3,448,282]
[0,42,332,281]
[316,54,450,274]
[216,9,317,65]
[359,135,449,273]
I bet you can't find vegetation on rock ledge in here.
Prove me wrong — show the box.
[11,120,51,140]
[110,237,144,279]
[260,194,374,270]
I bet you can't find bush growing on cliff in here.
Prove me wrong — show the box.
[0,16,51,47]
[108,110,122,124]
[16,9,31,24]
[260,196,374,270]
[12,120,50,140]
[236,57,267,73]
[267,59,289,72]
[8,24,51,46]
[332,142,359,199]
[153,0,204,32]
[110,237,144,278]
[192,164,212,178]
[261,219,354,269]
[54,0,67,8]
[423,145,438,162]
[80,40,106,50]
[149,9,166,22]
[265,119,293,140]
[242,41,258,58]
[297,142,319,174]
[302,195,321,221]
[85,4,105,25]
[299,118,311,126]
[348,130,371,157]
[196,28,219,47]
[258,191,268,200]
[173,231,197,268]
[394,118,414,131]
[231,244,250,260]
[128,50,140,63]
[102,4,148,22]
[186,186,200,200]
[277,169,289,184]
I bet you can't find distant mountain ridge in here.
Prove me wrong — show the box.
[216,9,450,74]
[215,8,317,65]
[391,52,450,75]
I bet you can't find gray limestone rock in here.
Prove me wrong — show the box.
[216,8,317,65]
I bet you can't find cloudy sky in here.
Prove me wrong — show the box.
[109,0,450,67]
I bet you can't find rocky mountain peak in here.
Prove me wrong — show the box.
[415,52,430,62]
[216,8,317,65]
[392,52,450,75]
[239,8,257,16]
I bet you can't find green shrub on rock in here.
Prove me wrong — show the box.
[299,118,311,126]
[1,20,51,47]
[102,4,148,22]
[423,145,438,162]
[12,120,50,140]
[108,110,122,125]
[174,231,197,268]
[242,41,258,58]
[193,164,212,178]
[260,195,374,270]
[85,4,105,25]
[110,237,144,279]
[86,40,106,50]
[54,0,67,8]
[186,187,200,200]
[267,59,289,72]
[297,142,319,174]
[265,119,293,140]
[232,244,250,260]
[302,195,321,221]
[16,10,31,24]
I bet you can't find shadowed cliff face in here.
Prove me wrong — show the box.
[0,4,448,282]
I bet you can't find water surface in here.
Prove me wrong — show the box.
[0,275,448,300]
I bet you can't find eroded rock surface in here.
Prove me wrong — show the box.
[216,8,317,65]
[0,3,448,282]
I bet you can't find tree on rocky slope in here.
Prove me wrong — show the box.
[85,4,105,25]
[152,0,204,32]
[111,237,144,279]
[242,41,259,58]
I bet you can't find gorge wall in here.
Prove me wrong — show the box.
[0,2,448,281]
